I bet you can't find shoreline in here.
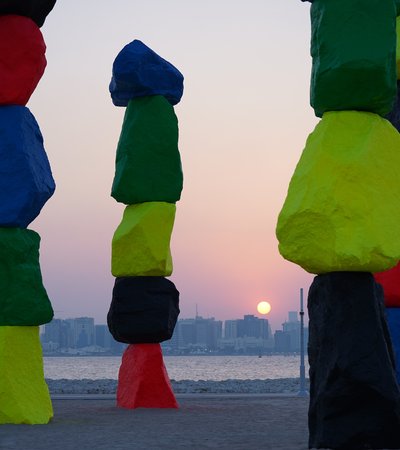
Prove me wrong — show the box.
[46,377,310,394]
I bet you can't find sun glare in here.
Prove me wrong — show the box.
[257,301,271,315]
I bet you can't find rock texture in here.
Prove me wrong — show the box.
[310,0,396,117]
[0,0,57,27]
[0,228,53,326]
[375,262,400,307]
[276,111,400,274]
[109,39,184,107]
[0,15,46,105]
[107,277,180,344]
[0,106,55,227]
[117,344,178,409]
[112,203,175,277]
[308,272,400,450]
[386,307,400,385]
[0,326,53,424]
[111,96,183,205]
[386,80,400,131]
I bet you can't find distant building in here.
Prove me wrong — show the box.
[170,317,222,352]
[274,312,308,352]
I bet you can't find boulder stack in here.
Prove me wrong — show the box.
[107,40,182,409]
[0,2,56,424]
[278,1,400,447]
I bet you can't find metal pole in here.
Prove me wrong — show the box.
[298,287,309,397]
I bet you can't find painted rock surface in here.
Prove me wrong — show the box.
[0,106,55,228]
[107,277,180,344]
[111,96,183,205]
[375,262,400,307]
[308,272,400,449]
[0,326,53,424]
[110,39,183,107]
[112,203,175,277]
[0,0,57,27]
[0,228,53,326]
[310,0,396,117]
[117,344,178,409]
[386,307,400,385]
[277,111,400,274]
[0,15,46,105]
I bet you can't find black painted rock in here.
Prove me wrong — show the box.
[107,277,180,344]
[386,80,400,132]
[308,272,400,450]
[0,0,57,27]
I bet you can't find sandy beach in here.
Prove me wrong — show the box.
[0,395,309,450]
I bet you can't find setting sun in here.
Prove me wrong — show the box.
[257,301,271,315]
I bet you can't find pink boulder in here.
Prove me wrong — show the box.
[374,262,400,307]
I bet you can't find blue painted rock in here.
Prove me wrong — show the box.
[111,96,183,204]
[0,106,55,228]
[107,277,180,344]
[0,15,46,105]
[386,80,400,131]
[386,307,400,385]
[0,228,53,326]
[109,40,184,107]
[0,0,57,27]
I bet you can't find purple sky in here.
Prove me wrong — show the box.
[29,0,317,331]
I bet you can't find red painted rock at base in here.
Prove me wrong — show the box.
[0,15,46,106]
[374,262,400,307]
[117,344,178,409]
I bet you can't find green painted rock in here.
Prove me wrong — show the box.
[111,96,183,204]
[397,16,400,78]
[112,202,175,277]
[0,326,53,424]
[310,0,396,117]
[0,228,53,325]
[276,111,400,274]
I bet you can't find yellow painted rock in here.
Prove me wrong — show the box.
[276,111,400,274]
[0,326,53,424]
[112,202,175,276]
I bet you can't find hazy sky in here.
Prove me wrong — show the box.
[29,0,318,330]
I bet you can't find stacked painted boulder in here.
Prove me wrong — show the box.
[277,1,400,448]
[0,1,56,425]
[374,20,400,388]
[107,40,182,409]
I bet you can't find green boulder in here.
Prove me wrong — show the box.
[276,111,400,274]
[111,96,183,204]
[0,228,53,326]
[310,0,397,117]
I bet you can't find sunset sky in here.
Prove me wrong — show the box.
[29,0,318,330]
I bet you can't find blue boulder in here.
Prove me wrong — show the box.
[386,307,400,385]
[109,40,184,107]
[0,106,55,228]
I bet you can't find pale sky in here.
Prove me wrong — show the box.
[28,0,318,330]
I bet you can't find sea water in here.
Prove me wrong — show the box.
[44,355,309,381]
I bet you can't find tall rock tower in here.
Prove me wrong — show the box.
[278,1,400,448]
[107,40,183,408]
[0,0,57,424]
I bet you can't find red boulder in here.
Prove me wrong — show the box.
[0,15,46,106]
[117,343,178,409]
[374,262,400,307]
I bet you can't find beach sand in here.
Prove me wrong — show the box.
[0,395,309,450]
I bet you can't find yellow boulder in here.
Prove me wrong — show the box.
[112,202,175,276]
[277,111,400,274]
[0,326,53,424]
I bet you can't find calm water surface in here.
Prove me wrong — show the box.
[44,355,309,380]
